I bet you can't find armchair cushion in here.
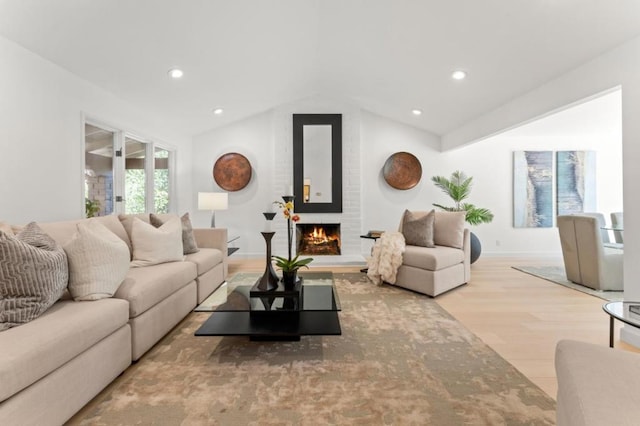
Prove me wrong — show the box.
[402,245,465,270]
[401,209,435,247]
[433,211,466,249]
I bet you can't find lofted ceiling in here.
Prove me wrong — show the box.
[1,0,639,140]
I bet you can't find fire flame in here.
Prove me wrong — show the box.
[307,226,338,245]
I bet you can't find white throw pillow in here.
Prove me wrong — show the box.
[130,217,183,267]
[64,221,130,301]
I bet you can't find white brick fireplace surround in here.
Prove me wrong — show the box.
[272,100,363,265]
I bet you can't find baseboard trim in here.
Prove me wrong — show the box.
[620,325,640,348]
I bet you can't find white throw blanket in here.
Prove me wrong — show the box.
[367,232,405,285]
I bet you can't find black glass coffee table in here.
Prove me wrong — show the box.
[195,271,341,341]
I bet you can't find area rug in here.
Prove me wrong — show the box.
[512,265,624,302]
[69,273,555,425]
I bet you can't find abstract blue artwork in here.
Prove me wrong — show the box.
[556,151,596,215]
[513,151,553,228]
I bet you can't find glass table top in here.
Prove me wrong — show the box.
[195,271,340,313]
[603,301,640,327]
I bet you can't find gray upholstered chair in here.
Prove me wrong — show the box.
[557,214,623,291]
[610,211,624,244]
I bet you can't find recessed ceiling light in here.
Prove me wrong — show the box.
[213,108,224,115]
[411,109,423,116]
[168,68,184,79]
[452,70,467,80]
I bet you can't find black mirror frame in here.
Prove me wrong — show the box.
[292,113,342,213]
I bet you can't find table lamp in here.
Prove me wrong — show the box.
[198,192,228,228]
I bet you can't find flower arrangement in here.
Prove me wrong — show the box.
[273,198,313,273]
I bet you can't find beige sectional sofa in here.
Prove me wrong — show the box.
[0,214,227,426]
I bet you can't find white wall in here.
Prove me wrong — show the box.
[436,34,640,344]
[192,97,364,261]
[361,89,622,256]
[190,90,621,260]
[191,111,276,256]
[0,35,193,223]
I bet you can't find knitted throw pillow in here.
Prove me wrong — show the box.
[401,209,435,248]
[0,222,68,331]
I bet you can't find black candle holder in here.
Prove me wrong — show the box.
[256,212,279,291]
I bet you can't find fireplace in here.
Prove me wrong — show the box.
[296,223,341,256]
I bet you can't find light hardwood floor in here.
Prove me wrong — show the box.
[229,255,638,400]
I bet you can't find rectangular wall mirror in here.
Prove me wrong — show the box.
[293,114,342,213]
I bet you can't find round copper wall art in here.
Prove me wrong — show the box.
[383,152,422,190]
[213,152,252,191]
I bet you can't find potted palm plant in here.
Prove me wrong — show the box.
[431,170,493,263]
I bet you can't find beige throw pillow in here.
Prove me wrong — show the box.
[64,221,130,301]
[433,211,466,249]
[402,209,435,248]
[118,213,150,254]
[150,213,199,255]
[0,223,68,331]
[130,217,183,267]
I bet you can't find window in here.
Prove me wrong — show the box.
[83,118,175,216]
[154,147,171,213]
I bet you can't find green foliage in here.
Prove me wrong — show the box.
[85,198,100,218]
[125,168,170,214]
[154,169,170,213]
[431,171,494,225]
[125,169,146,213]
[272,255,314,272]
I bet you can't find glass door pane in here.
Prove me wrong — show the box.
[154,147,171,213]
[124,136,147,214]
[84,123,115,217]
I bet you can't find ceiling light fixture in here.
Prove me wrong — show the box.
[168,68,184,79]
[411,109,423,116]
[213,108,224,115]
[452,70,467,80]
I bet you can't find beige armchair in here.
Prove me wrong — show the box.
[557,214,623,291]
[392,210,470,297]
[611,211,624,244]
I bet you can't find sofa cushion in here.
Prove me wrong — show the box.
[433,211,466,249]
[64,221,130,301]
[115,261,197,317]
[0,222,13,235]
[90,216,131,251]
[185,248,223,276]
[150,213,199,255]
[130,217,184,267]
[0,223,68,331]
[36,216,130,250]
[0,297,129,403]
[118,213,150,254]
[402,244,465,271]
[401,209,435,247]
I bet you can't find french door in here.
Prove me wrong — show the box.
[83,119,175,217]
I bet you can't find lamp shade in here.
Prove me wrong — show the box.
[198,192,228,210]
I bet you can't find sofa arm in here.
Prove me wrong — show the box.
[193,228,228,255]
[555,339,640,426]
